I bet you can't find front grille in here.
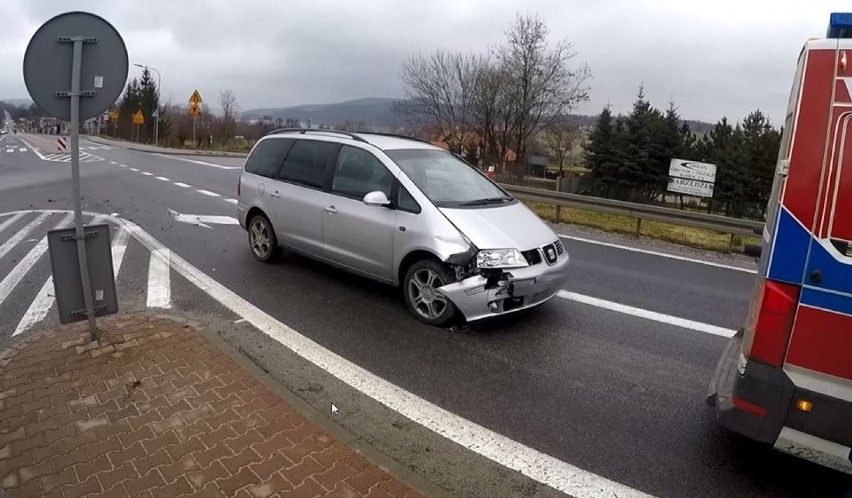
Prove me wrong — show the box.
[522,249,542,265]
[555,240,564,255]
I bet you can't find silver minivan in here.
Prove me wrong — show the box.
[236,129,570,326]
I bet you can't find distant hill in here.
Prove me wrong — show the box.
[242,97,398,129]
[0,98,33,107]
[246,97,717,134]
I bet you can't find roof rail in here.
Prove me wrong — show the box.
[358,132,434,145]
[265,128,368,143]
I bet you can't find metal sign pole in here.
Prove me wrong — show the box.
[69,37,99,340]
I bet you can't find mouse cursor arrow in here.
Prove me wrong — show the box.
[331,403,338,415]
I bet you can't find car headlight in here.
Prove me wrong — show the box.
[476,249,528,269]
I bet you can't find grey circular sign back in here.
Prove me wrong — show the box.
[23,12,128,121]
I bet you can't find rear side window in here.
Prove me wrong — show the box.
[244,138,292,178]
[331,146,394,199]
[279,140,337,188]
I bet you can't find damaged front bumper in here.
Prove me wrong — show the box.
[438,253,570,322]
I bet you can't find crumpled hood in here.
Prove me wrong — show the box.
[439,202,558,250]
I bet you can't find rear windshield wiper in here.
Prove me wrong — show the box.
[458,197,512,206]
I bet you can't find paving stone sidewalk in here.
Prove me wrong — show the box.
[0,314,423,498]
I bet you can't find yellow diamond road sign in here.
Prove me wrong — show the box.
[189,89,203,104]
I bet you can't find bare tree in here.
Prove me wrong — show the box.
[393,50,488,154]
[496,13,591,167]
[218,90,239,144]
[542,122,579,176]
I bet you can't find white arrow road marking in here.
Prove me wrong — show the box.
[558,291,737,337]
[0,212,50,261]
[0,214,72,309]
[331,403,338,415]
[147,248,171,309]
[168,209,238,229]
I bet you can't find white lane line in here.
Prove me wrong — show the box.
[156,176,171,182]
[17,138,47,160]
[117,216,651,498]
[0,214,73,309]
[110,161,117,165]
[0,213,25,235]
[558,291,737,338]
[559,234,758,274]
[12,215,78,337]
[18,148,26,152]
[130,167,139,172]
[0,212,51,261]
[119,164,127,168]
[141,171,153,176]
[6,148,13,153]
[173,182,191,188]
[224,199,238,205]
[153,153,242,170]
[146,248,171,309]
[196,189,221,197]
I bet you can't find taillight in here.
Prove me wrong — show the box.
[237,176,241,196]
[746,280,800,367]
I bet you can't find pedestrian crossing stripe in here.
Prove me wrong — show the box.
[41,151,104,163]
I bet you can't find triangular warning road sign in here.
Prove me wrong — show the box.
[189,90,203,104]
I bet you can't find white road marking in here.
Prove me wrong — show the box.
[0,214,72,309]
[196,189,221,197]
[558,291,737,338]
[146,248,171,309]
[115,215,652,498]
[154,153,242,170]
[224,199,238,205]
[110,161,117,165]
[17,138,47,160]
[559,234,758,274]
[110,226,131,278]
[156,176,171,181]
[0,212,51,261]
[167,209,239,228]
[6,148,13,153]
[18,148,26,152]
[141,171,153,176]
[130,168,139,172]
[0,213,25,235]
[173,182,191,188]
[12,216,79,337]
[119,164,127,168]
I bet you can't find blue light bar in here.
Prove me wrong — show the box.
[827,12,852,38]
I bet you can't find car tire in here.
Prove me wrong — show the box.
[247,214,278,263]
[403,259,460,327]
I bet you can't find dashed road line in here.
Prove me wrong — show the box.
[156,176,171,182]
[141,171,153,176]
[196,189,221,197]
[173,182,191,188]
[129,167,139,172]
[153,153,242,170]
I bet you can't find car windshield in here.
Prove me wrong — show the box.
[385,149,512,208]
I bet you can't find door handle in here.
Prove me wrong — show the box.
[324,205,337,214]
[270,191,281,198]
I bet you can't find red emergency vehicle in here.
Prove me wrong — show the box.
[708,13,852,474]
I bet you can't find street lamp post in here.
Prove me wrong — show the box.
[133,63,161,146]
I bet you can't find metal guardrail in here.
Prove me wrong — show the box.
[502,184,764,239]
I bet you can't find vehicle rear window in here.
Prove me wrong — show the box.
[244,138,292,178]
[331,146,394,199]
[279,140,337,188]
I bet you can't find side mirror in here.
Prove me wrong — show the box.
[363,191,390,207]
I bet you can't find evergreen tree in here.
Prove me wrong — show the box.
[584,106,618,196]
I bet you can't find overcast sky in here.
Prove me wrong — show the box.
[1,1,849,124]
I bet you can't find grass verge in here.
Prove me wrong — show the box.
[523,201,760,253]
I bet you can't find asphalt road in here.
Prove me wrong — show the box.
[1,134,850,498]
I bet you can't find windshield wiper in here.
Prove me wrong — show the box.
[458,197,513,206]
